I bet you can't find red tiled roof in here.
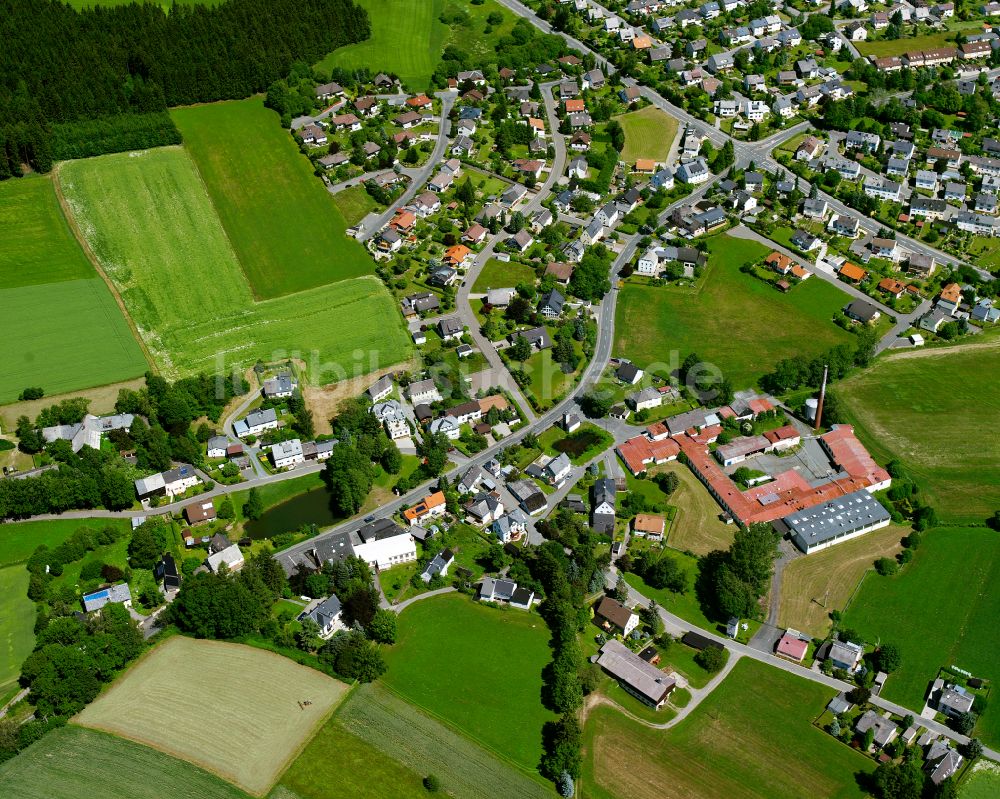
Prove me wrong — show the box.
[776,633,809,661]
[763,425,799,444]
[747,398,775,415]
[616,434,680,475]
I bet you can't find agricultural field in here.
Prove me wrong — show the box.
[381,593,555,772]
[0,566,33,707]
[331,185,380,227]
[171,99,373,298]
[778,524,908,638]
[614,234,855,390]
[58,147,410,385]
[75,636,349,795]
[582,658,874,799]
[0,176,147,404]
[472,258,538,293]
[329,683,552,799]
[837,342,1000,524]
[841,527,1000,747]
[318,0,517,89]
[616,105,679,165]
[0,726,250,799]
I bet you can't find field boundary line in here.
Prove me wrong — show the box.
[372,681,548,783]
[51,161,156,375]
[839,567,874,617]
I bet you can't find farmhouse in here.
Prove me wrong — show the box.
[43,412,135,453]
[597,639,675,708]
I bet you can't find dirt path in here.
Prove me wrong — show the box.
[872,336,1000,362]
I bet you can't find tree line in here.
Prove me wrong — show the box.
[0,0,370,175]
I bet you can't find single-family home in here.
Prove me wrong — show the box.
[595,595,640,636]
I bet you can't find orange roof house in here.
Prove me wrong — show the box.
[443,244,472,265]
[939,282,962,304]
[765,252,793,273]
[477,394,509,413]
[616,434,680,475]
[634,159,657,173]
[403,491,446,524]
[878,277,908,298]
[838,262,867,283]
[565,99,585,113]
[407,94,432,108]
[390,210,416,232]
[632,513,665,538]
[632,35,653,49]
[790,264,810,280]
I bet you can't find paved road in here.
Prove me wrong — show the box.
[222,388,268,479]
[358,91,456,241]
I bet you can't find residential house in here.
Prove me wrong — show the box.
[207,544,245,573]
[507,479,548,515]
[591,477,616,533]
[134,464,201,500]
[82,583,133,613]
[595,596,640,636]
[844,300,881,324]
[403,491,448,526]
[420,549,455,583]
[632,513,665,541]
[233,407,278,438]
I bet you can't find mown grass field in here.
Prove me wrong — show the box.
[171,99,373,299]
[778,524,908,638]
[58,147,410,384]
[616,105,679,164]
[331,185,380,227]
[614,234,855,389]
[0,566,33,707]
[856,31,956,58]
[842,527,1000,747]
[0,726,250,799]
[472,258,537,293]
[582,658,874,799]
[0,176,147,403]
[327,683,552,799]
[76,636,348,795]
[837,342,1000,524]
[651,462,734,555]
[318,0,517,89]
[381,593,555,772]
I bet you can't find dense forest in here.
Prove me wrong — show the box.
[0,0,370,175]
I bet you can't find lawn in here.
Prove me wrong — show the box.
[381,593,555,772]
[622,550,718,632]
[0,566,33,707]
[778,523,908,638]
[650,462,734,555]
[317,0,518,90]
[0,176,147,403]
[171,99,374,299]
[856,31,956,58]
[583,658,874,799]
[616,105,679,164]
[75,636,349,795]
[332,184,380,227]
[472,258,537,293]
[0,726,250,799]
[614,234,855,390]
[330,683,552,798]
[841,527,1000,747]
[836,342,1000,524]
[58,147,410,385]
[523,345,581,407]
[539,423,614,464]
[961,761,1000,799]
[0,518,132,569]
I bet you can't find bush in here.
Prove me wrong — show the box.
[423,774,441,792]
[694,645,727,673]
[874,557,898,576]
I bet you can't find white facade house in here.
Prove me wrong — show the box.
[353,530,417,570]
[233,408,278,437]
[270,439,305,469]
